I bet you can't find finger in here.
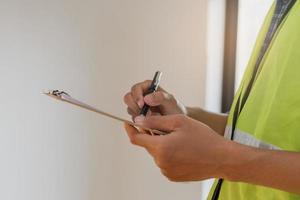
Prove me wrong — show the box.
[151,112,162,116]
[144,91,172,107]
[123,92,140,114]
[127,107,139,118]
[150,106,160,113]
[132,110,152,122]
[124,123,159,149]
[134,115,185,132]
[145,109,152,117]
[131,80,152,108]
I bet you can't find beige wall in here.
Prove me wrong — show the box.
[0,0,208,199]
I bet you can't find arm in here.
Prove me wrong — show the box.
[186,107,228,136]
[223,141,300,195]
[125,115,300,195]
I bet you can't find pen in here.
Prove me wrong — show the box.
[140,71,163,116]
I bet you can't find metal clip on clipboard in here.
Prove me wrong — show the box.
[44,90,166,135]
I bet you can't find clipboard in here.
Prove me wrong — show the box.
[44,90,166,135]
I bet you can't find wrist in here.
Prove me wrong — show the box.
[218,140,263,182]
[186,107,205,119]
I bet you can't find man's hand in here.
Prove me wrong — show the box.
[123,80,186,121]
[124,115,300,195]
[124,114,229,181]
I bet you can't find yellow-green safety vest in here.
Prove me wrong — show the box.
[208,1,300,199]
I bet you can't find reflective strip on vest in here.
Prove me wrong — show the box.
[224,126,281,150]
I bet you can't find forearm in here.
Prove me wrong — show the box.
[221,141,300,195]
[186,107,228,136]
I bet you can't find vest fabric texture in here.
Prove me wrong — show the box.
[208,1,300,199]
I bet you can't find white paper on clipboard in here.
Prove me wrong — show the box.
[44,90,166,135]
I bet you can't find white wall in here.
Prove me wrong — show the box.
[205,0,225,113]
[0,0,209,200]
[235,0,273,90]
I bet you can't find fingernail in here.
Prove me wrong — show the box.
[137,99,144,108]
[134,115,145,124]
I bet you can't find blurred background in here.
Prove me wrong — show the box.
[0,0,272,199]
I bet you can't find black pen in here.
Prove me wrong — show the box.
[140,71,163,116]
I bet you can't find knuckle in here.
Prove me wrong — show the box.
[123,92,131,103]
[173,114,186,128]
[130,84,138,93]
[131,84,144,101]
[131,80,151,97]
[161,170,178,182]
[127,107,134,115]
[143,80,152,85]
[155,158,163,167]
[168,177,180,182]
[131,83,142,93]
[155,156,169,169]
[160,169,169,177]
[152,91,163,101]
[129,136,137,145]
[132,80,149,91]
[166,175,176,182]
[150,91,170,105]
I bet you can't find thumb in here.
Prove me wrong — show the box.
[124,123,159,149]
[135,115,185,133]
[144,91,174,107]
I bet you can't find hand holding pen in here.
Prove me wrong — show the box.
[123,71,187,122]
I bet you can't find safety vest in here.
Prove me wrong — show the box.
[208,1,300,199]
